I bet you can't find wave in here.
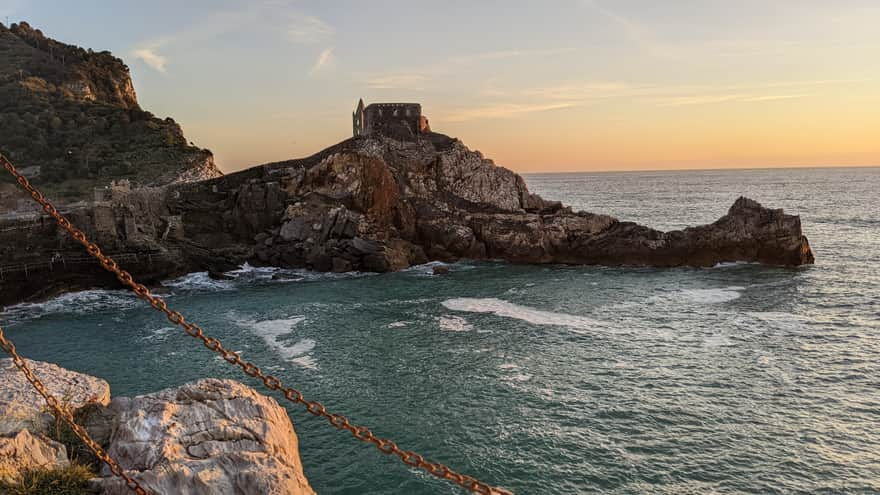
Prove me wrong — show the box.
[403,260,476,276]
[710,261,758,269]
[227,262,377,283]
[159,263,379,293]
[140,326,176,343]
[227,313,317,369]
[162,272,236,291]
[3,289,139,323]
[441,297,603,332]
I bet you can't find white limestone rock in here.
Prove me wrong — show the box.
[97,378,315,495]
[0,358,110,436]
[0,429,69,482]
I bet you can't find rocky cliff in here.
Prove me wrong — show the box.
[0,359,315,494]
[0,132,813,306]
[0,22,220,206]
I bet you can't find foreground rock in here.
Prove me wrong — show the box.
[0,360,315,494]
[0,358,110,436]
[0,133,814,306]
[94,379,315,495]
[0,430,69,481]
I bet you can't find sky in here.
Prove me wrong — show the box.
[2,0,879,173]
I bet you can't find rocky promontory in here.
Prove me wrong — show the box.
[0,358,315,494]
[0,131,814,306]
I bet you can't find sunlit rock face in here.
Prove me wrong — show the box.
[94,378,315,495]
[0,358,111,436]
[0,359,315,494]
[0,430,70,481]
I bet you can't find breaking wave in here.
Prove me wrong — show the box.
[162,272,236,291]
[3,289,139,323]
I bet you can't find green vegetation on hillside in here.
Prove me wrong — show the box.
[0,21,218,202]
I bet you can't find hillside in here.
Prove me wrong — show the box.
[0,21,220,205]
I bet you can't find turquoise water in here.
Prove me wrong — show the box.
[3,167,879,494]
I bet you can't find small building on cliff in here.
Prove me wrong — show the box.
[352,99,430,140]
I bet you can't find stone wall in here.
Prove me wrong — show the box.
[363,103,423,140]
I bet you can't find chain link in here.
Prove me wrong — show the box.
[0,324,151,494]
[1,154,512,495]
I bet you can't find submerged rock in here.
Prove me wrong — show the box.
[94,378,315,495]
[0,132,814,305]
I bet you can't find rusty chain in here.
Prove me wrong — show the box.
[0,154,512,495]
[0,324,151,495]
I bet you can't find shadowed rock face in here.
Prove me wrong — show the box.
[0,133,814,306]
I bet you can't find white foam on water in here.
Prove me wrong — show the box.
[291,355,319,370]
[228,313,317,369]
[497,363,519,370]
[386,321,411,328]
[162,272,235,291]
[441,297,603,332]
[141,326,175,343]
[650,286,745,304]
[403,260,476,276]
[4,289,139,322]
[437,315,472,332]
[502,373,532,383]
[744,311,809,333]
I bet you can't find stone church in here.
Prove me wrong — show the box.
[352,99,430,140]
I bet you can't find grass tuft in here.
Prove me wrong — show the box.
[0,462,96,495]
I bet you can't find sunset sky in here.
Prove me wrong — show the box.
[3,1,879,173]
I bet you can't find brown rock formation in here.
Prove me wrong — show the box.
[0,133,814,306]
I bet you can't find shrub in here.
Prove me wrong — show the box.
[0,463,95,495]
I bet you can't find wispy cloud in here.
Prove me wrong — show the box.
[440,102,577,122]
[309,47,335,75]
[583,0,672,59]
[286,14,333,44]
[130,4,334,74]
[358,47,573,91]
[449,47,576,65]
[363,72,428,90]
[437,78,853,122]
[660,93,812,106]
[132,48,168,74]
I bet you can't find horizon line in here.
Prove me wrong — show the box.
[517,163,880,175]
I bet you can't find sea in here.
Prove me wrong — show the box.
[2,167,878,494]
